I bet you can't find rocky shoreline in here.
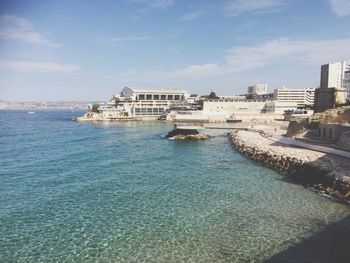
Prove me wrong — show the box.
[229,130,350,205]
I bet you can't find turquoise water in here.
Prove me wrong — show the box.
[1,110,350,262]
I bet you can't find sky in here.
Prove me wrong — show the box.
[0,0,350,101]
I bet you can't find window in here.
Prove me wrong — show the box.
[167,95,173,100]
[323,128,326,138]
[139,94,145,100]
[161,95,166,100]
[154,94,159,100]
[146,94,152,100]
[147,108,152,114]
[329,129,333,139]
[174,95,180,100]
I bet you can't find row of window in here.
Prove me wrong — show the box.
[134,108,165,116]
[137,94,182,101]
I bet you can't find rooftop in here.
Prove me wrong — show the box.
[125,87,187,94]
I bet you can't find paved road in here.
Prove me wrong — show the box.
[269,135,350,159]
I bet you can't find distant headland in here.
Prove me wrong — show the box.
[0,100,98,110]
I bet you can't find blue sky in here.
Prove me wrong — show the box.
[0,0,350,101]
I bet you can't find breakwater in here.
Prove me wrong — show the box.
[228,130,350,205]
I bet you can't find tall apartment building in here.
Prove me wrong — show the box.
[315,61,349,112]
[344,69,350,101]
[273,87,315,107]
[320,61,350,89]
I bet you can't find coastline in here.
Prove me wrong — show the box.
[228,130,350,205]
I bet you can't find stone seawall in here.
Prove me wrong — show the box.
[229,131,306,173]
[228,130,350,205]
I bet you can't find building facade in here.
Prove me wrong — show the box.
[273,87,315,107]
[344,69,350,101]
[315,61,349,112]
[98,87,188,119]
[320,61,350,89]
[202,98,269,114]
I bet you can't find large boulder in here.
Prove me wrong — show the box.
[286,118,308,137]
[166,128,199,138]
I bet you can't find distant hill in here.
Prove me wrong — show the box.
[0,100,99,110]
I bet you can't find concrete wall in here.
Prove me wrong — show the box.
[317,123,350,140]
[314,88,347,113]
[203,100,268,114]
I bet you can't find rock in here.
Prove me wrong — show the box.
[170,134,210,140]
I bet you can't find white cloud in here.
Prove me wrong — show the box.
[224,0,290,15]
[122,37,350,83]
[103,35,155,43]
[0,60,81,73]
[129,0,174,9]
[143,64,222,82]
[225,38,350,71]
[0,15,61,47]
[181,11,206,21]
[329,0,350,17]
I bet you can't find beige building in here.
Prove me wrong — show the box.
[314,88,347,113]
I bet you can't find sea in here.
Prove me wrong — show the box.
[1,110,350,262]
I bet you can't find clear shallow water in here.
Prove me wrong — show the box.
[1,110,350,262]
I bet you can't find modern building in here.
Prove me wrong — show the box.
[344,69,350,101]
[315,61,349,112]
[273,86,315,107]
[98,87,189,119]
[320,61,350,89]
[247,84,268,95]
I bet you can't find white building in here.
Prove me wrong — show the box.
[344,69,350,100]
[202,98,269,114]
[320,61,350,89]
[247,84,268,95]
[99,87,188,119]
[273,87,315,107]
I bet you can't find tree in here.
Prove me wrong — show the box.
[208,91,218,99]
[91,104,100,113]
